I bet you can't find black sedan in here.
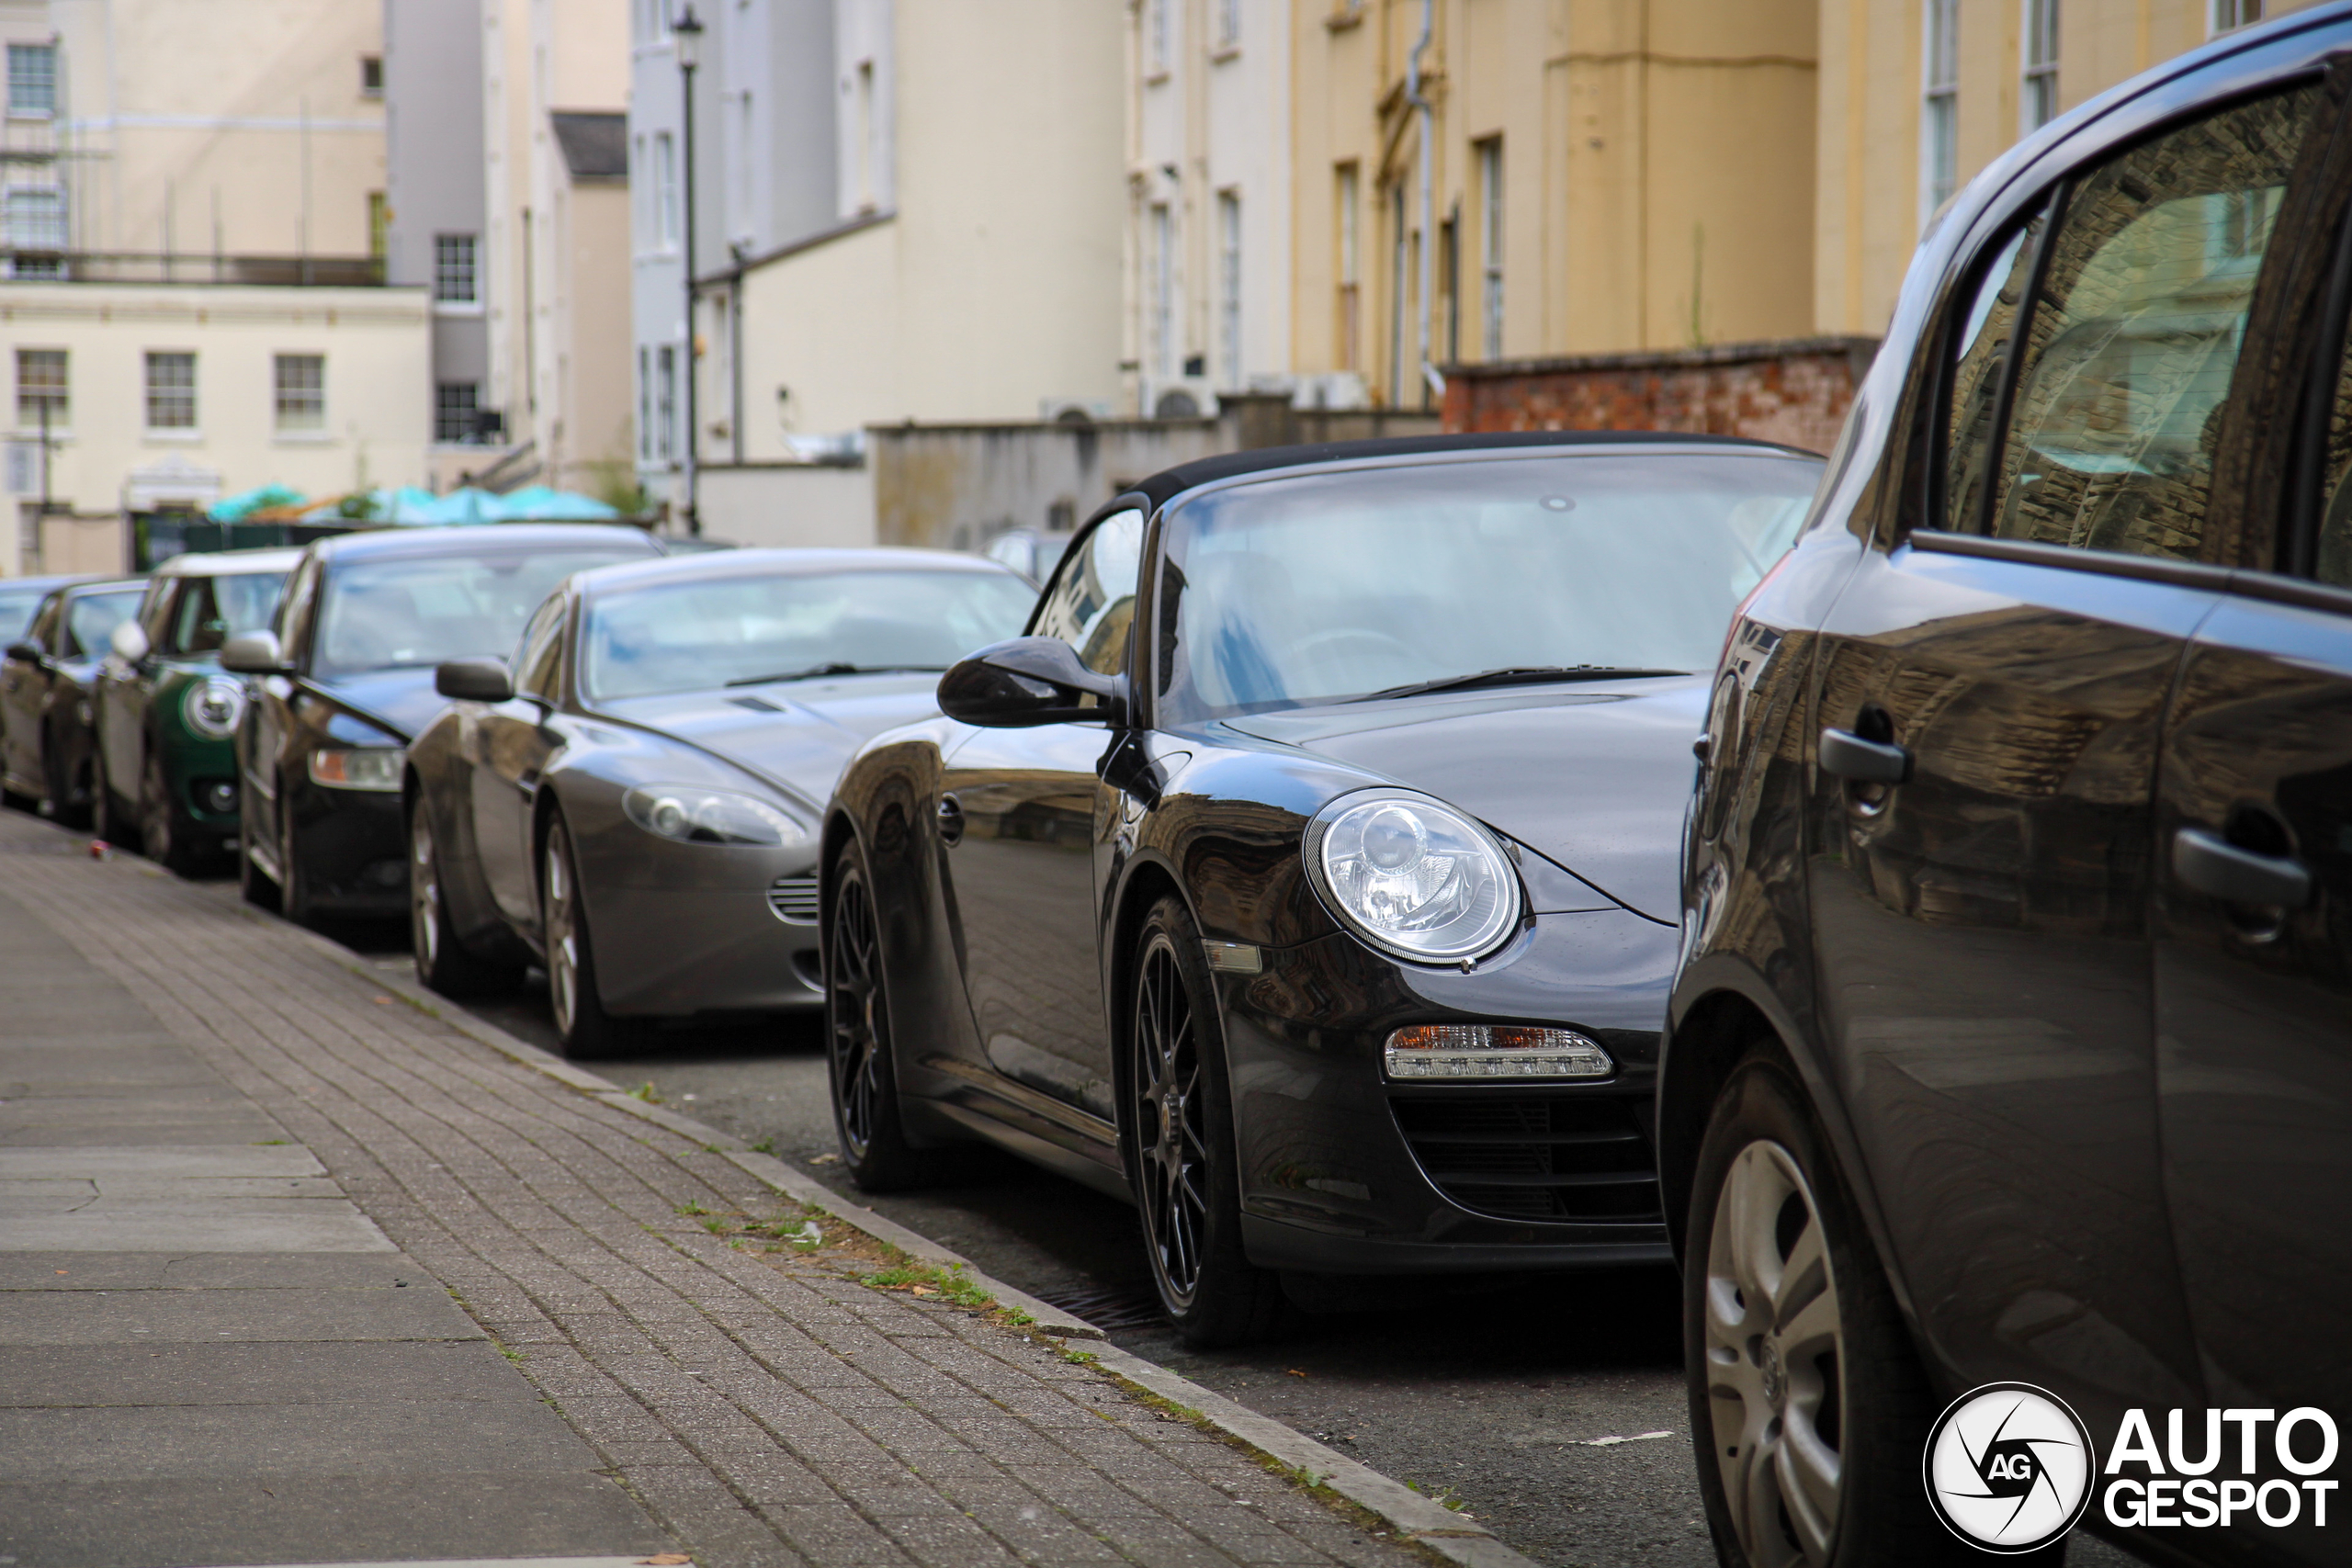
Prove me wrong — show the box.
[1,577,147,826]
[823,433,1824,1345]
[221,524,661,924]
[403,547,1034,1056]
[1664,11,2352,1565]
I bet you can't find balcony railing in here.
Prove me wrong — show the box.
[3,250,387,287]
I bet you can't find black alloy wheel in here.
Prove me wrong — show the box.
[1685,1048,2026,1567]
[540,814,640,1058]
[824,843,944,1190]
[141,750,203,876]
[409,803,521,998]
[1126,894,1288,1348]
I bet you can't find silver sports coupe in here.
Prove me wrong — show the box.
[401,547,1035,1056]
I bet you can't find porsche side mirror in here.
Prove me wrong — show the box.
[219,630,288,675]
[5,639,41,664]
[939,637,1126,728]
[435,658,515,703]
[109,621,149,663]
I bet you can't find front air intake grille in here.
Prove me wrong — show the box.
[1391,1094,1660,1223]
[766,875,821,924]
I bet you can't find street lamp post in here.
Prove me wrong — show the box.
[673,6,704,537]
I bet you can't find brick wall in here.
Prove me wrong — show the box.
[1440,336,1880,456]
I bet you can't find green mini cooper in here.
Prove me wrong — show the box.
[94,547,299,873]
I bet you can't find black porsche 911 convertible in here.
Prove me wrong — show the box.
[822,432,1825,1344]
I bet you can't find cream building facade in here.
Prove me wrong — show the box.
[2,0,424,575]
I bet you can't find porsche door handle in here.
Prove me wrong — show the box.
[936,795,965,847]
[2173,828,2312,908]
[1819,727,1911,784]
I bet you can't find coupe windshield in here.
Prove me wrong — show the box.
[582,569,1035,700]
[1155,452,1823,722]
[173,571,286,654]
[66,590,143,658]
[315,547,642,678]
[0,587,47,642]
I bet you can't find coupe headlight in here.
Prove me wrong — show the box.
[1305,788,1521,963]
[309,747,403,791]
[184,677,246,739]
[623,784,810,848]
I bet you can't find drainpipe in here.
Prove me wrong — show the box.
[1406,0,1441,409]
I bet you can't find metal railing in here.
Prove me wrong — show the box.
[3,250,386,287]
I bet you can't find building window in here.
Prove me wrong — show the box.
[434,233,477,302]
[1148,203,1173,380]
[654,131,679,248]
[1336,164,1359,373]
[1922,0,1960,224]
[734,91,755,237]
[638,347,651,459]
[1389,182,1408,406]
[1216,0,1240,50]
[1217,191,1241,388]
[1476,138,1503,359]
[435,382,480,444]
[16,348,65,429]
[2022,0,2060,133]
[655,345,677,461]
[2211,1,2264,33]
[5,186,65,252]
[275,355,325,433]
[7,43,56,118]
[360,54,383,96]
[1148,0,1170,73]
[145,353,197,431]
[367,192,388,261]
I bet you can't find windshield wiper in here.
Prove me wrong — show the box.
[1355,665,1690,702]
[725,662,946,687]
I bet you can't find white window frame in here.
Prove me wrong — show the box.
[274,354,326,434]
[2210,1,2265,36]
[144,352,198,434]
[4,185,65,251]
[433,233,478,305]
[1477,138,1504,360]
[7,42,56,118]
[2021,0,2060,136]
[1149,203,1174,381]
[1217,191,1242,388]
[15,346,66,432]
[654,131,680,250]
[1921,0,1960,230]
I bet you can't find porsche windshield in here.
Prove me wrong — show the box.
[582,569,1036,700]
[315,547,642,678]
[1154,451,1823,722]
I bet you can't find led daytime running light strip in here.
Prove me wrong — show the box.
[1384,1024,1613,1080]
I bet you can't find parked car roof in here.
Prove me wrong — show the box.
[304,522,660,563]
[151,547,308,577]
[1126,430,1825,513]
[572,546,1022,600]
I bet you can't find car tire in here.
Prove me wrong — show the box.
[1125,894,1290,1348]
[824,840,954,1191]
[410,803,522,998]
[541,814,641,1059]
[141,751,204,877]
[1685,1048,2028,1568]
[46,729,91,831]
[239,820,281,912]
[92,746,128,845]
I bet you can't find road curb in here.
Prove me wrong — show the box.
[194,873,1539,1568]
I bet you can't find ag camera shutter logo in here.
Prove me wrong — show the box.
[1924,1383,2097,1553]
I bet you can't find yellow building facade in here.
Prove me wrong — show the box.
[1290,0,2324,408]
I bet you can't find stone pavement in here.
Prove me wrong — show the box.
[0,808,1418,1568]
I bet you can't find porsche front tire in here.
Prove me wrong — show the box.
[542,814,643,1060]
[825,841,950,1191]
[410,804,521,999]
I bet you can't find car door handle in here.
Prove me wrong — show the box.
[2172,827,2312,908]
[1819,727,1911,784]
[936,795,965,847]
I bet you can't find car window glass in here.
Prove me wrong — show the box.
[312,547,640,679]
[1943,219,2039,529]
[25,593,62,651]
[1989,85,2317,559]
[277,560,319,651]
[0,586,49,642]
[135,578,173,640]
[514,595,567,700]
[168,572,286,656]
[2307,265,2352,588]
[1031,508,1142,677]
[64,590,142,659]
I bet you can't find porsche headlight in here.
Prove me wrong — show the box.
[184,676,246,739]
[624,784,810,849]
[1305,789,1521,963]
[310,747,403,791]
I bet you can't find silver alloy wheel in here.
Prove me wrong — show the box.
[826,868,886,1162]
[1704,1138,1847,1568]
[544,824,581,1039]
[1133,932,1208,1309]
[409,810,439,970]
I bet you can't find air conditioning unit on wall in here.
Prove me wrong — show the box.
[1038,398,1113,424]
[1140,378,1218,421]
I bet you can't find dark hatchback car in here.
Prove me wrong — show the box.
[1664,10,2352,1567]
[403,547,1033,1056]
[1,577,146,825]
[824,434,1823,1345]
[222,525,660,924]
